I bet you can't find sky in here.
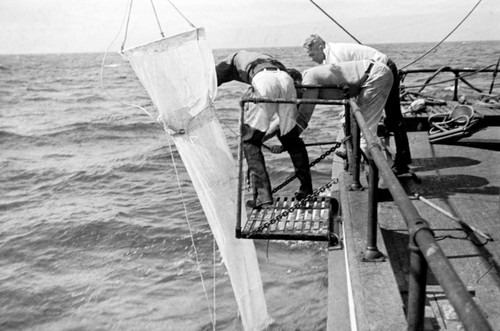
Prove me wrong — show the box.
[0,0,498,54]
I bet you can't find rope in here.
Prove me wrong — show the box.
[120,0,134,52]
[167,0,196,28]
[212,239,217,330]
[166,134,216,329]
[308,0,361,44]
[100,0,156,121]
[150,0,165,38]
[400,0,482,70]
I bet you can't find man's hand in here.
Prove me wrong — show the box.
[268,145,284,154]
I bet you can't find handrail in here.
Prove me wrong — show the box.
[347,99,493,331]
[399,66,497,101]
[234,93,493,329]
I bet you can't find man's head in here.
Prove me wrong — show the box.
[303,34,326,64]
[286,68,303,85]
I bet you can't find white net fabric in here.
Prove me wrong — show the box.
[122,28,272,330]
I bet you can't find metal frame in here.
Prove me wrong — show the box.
[347,99,493,330]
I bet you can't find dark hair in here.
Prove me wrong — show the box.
[286,68,302,83]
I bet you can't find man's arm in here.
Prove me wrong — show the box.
[296,88,319,134]
[263,118,280,142]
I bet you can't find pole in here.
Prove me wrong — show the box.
[414,193,493,241]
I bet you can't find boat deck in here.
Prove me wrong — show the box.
[328,112,500,330]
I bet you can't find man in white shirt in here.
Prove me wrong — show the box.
[216,50,312,207]
[303,35,411,175]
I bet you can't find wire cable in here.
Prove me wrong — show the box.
[401,0,482,70]
[309,0,361,44]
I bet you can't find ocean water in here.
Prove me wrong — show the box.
[1,40,499,331]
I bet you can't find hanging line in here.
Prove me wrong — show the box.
[167,0,197,29]
[121,0,197,52]
[150,0,165,38]
[166,135,217,329]
[101,0,156,120]
[401,0,482,70]
[309,0,362,44]
[120,0,134,52]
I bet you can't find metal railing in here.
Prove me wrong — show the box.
[233,91,493,330]
[400,65,499,101]
[235,96,346,237]
[345,99,493,331]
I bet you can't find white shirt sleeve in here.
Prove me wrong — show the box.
[324,43,389,64]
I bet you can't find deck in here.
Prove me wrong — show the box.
[328,102,500,330]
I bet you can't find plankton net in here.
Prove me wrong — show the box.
[122,25,272,330]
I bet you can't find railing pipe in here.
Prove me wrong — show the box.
[402,67,496,74]
[415,229,493,331]
[364,158,383,260]
[348,99,493,331]
[407,239,428,331]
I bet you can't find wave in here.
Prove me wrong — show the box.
[23,96,54,102]
[41,121,161,140]
[0,130,50,146]
[26,87,59,93]
[76,95,108,103]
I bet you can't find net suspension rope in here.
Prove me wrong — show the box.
[121,0,196,51]
[99,1,155,121]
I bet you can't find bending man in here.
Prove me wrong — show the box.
[303,34,411,174]
[292,60,393,160]
[216,51,313,208]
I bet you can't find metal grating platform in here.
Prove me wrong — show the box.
[239,196,337,242]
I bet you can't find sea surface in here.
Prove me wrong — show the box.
[1,40,499,331]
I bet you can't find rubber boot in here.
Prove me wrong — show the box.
[392,121,412,173]
[384,61,412,175]
[278,126,313,200]
[242,124,273,208]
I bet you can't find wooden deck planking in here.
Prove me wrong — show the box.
[330,126,499,330]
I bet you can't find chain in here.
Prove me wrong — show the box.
[271,142,341,194]
[249,178,339,236]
